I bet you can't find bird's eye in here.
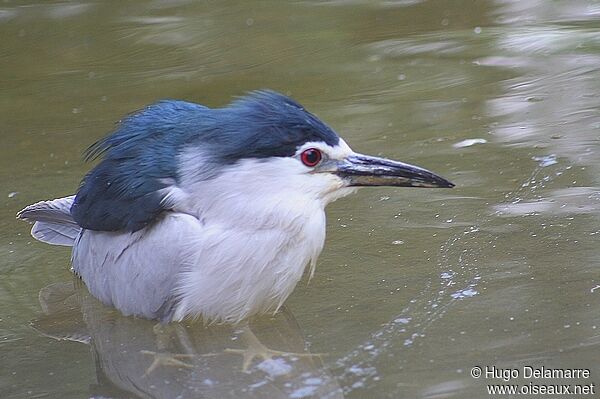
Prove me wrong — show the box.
[300,148,322,167]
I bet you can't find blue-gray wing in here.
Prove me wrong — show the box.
[71,100,209,232]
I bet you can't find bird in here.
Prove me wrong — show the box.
[18,90,453,324]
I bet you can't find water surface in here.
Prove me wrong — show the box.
[2,1,600,398]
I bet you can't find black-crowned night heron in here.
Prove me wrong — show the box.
[18,90,453,324]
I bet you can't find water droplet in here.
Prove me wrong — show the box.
[532,154,557,167]
[453,138,487,148]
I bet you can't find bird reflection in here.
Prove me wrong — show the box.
[31,279,343,399]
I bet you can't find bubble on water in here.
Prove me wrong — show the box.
[450,288,478,299]
[532,154,558,167]
[304,377,323,385]
[257,358,292,377]
[453,138,487,148]
[249,380,268,389]
[290,386,317,398]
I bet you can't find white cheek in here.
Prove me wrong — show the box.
[309,173,358,204]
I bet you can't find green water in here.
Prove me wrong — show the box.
[2,1,600,398]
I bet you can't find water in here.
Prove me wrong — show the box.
[2,1,600,397]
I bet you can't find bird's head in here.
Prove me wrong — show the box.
[177,91,453,205]
[72,90,453,232]
[205,91,453,201]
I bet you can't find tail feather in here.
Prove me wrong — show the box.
[31,222,81,246]
[17,196,81,247]
[17,195,77,224]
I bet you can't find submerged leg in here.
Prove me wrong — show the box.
[141,323,196,376]
[225,323,325,373]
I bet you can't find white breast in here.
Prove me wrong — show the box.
[171,203,326,323]
[167,156,340,322]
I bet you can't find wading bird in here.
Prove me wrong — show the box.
[18,90,453,324]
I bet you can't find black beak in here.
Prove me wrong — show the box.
[335,154,454,188]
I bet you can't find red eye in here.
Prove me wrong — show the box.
[300,148,322,167]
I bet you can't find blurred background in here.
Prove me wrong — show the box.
[1,0,600,398]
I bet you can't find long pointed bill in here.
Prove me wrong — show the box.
[335,154,454,188]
